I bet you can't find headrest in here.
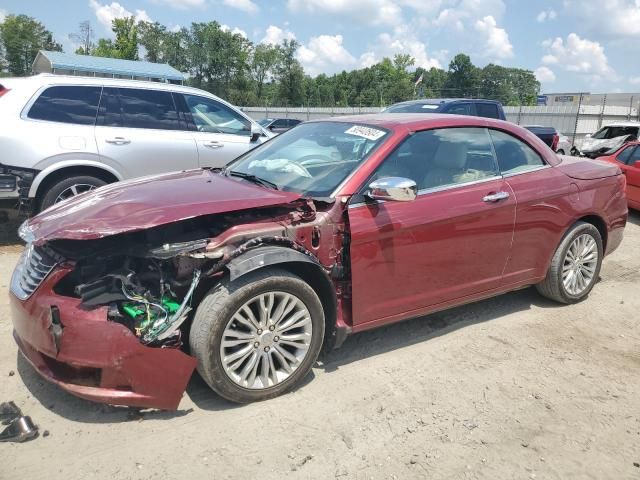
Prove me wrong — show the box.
[433,142,467,169]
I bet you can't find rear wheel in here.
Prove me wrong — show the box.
[536,221,603,304]
[189,268,325,403]
[39,175,107,211]
[557,149,565,155]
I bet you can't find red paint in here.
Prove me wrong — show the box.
[28,169,301,242]
[11,114,628,409]
[596,142,640,210]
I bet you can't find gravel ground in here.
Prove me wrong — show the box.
[1,207,639,480]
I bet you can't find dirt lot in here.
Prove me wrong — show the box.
[1,207,639,480]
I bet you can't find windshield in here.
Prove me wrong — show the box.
[385,103,441,113]
[592,126,639,139]
[258,118,273,127]
[226,121,390,197]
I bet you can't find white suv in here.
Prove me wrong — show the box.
[0,74,270,212]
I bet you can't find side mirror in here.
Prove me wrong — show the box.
[367,177,417,202]
[250,124,262,142]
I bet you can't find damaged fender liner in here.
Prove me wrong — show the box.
[11,267,197,410]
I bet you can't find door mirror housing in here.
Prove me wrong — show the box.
[367,177,417,202]
[250,124,262,142]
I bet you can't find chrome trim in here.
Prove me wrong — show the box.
[348,174,502,209]
[501,164,551,178]
[10,244,58,300]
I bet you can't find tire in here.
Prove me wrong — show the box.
[189,268,325,403]
[39,175,107,211]
[557,149,565,155]
[536,221,603,304]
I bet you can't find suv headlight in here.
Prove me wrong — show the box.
[17,220,35,243]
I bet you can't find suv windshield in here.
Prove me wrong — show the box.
[226,122,389,197]
[385,103,441,113]
[592,126,640,139]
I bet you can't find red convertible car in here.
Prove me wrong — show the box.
[10,114,627,409]
[596,141,640,210]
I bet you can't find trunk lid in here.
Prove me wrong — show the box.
[27,169,301,242]
[555,155,622,180]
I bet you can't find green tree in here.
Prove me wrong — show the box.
[138,21,166,63]
[250,43,279,104]
[275,39,305,106]
[91,38,115,58]
[444,53,480,98]
[112,17,138,60]
[0,14,62,75]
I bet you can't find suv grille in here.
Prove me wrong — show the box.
[10,245,58,300]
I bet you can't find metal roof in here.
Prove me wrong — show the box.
[35,50,185,81]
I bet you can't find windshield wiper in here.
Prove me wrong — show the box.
[225,170,279,190]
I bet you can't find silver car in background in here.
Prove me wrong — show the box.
[0,74,271,212]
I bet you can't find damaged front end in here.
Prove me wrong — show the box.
[11,198,349,410]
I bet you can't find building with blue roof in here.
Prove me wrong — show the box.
[32,50,185,84]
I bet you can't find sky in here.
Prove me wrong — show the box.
[2,0,640,93]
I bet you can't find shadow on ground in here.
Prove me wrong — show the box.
[1,200,21,247]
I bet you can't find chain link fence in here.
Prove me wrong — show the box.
[243,94,640,148]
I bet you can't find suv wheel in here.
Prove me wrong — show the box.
[189,268,325,403]
[40,175,107,211]
[536,221,603,304]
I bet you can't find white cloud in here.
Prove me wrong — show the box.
[287,0,403,26]
[0,9,6,22]
[260,25,295,45]
[222,0,258,14]
[541,33,612,77]
[629,76,640,85]
[474,15,513,60]
[536,9,557,22]
[221,24,247,38]
[433,0,506,30]
[89,0,151,32]
[534,66,556,83]
[297,34,356,76]
[564,0,640,37]
[152,0,205,8]
[360,29,441,70]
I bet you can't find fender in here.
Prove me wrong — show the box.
[226,245,325,282]
[226,245,346,348]
[28,160,123,198]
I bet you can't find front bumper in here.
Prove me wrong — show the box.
[0,163,38,212]
[10,266,197,410]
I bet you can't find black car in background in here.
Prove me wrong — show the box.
[383,98,506,120]
[258,118,302,134]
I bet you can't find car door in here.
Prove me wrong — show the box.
[179,93,265,168]
[489,128,574,285]
[348,127,516,327]
[618,145,640,206]
[95,87,198,179]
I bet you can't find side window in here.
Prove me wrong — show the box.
[183,94,251,136]
[489,129,546,175]
[289,119,301,127]
[371,127,499,191]
[446,103,472,115]
[616,146,635,164]
[628,147,640,165]
[28,86,101,125]
[115,88,181,130]
[476,103,499,119]
[272,119,287,128]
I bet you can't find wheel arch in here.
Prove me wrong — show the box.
[223,246,338,350]
[577,214,608,252]
[29,162,121,200]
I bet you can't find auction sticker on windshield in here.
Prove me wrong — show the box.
[345,125,386,141]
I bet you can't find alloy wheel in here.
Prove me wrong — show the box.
[54,183,98,203]
[220,291,313,390]
[562,233,598,296]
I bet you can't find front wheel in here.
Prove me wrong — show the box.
[189,268,325,403]
[536,221,603,304]
[39,175,107,211]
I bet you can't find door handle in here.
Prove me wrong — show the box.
[203,141,224,149]
[105,137,131,145]
[483,191,510,203]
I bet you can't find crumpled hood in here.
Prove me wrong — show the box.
[27,169,301,242]
[579,135,627,153]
